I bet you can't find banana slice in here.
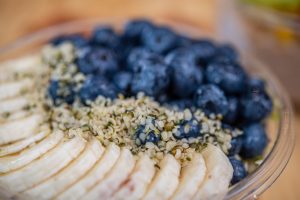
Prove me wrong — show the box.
[143,154,181,200]
[0,110,31,123]
[0,135,86,193]
[0,55,40,82]
[192,144,233,200]
[56,143,120,200]
[171,153,206,200]
[0,130,49,157]
[0,114,43,145]
[0,131,63,173]
[24,138,105,199]
[112,154,155,200]
[84,148,135,200]
[0,79,33,101]
[0,184,17,200]
[0,96,29,114]
[0,55,40,73]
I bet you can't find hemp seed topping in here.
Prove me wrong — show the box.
[48,94,239,165]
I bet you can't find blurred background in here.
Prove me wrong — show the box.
[0,0,299,199]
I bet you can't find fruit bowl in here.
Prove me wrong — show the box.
[0,18,295,200]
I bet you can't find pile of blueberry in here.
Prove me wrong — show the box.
[48,19,273,184]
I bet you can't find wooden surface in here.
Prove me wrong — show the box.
[0,0,299,199]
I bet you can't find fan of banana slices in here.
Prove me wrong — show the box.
[0,55,233,200]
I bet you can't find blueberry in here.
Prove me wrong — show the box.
[165,48,193,64]
[191,40,217,66]
[135,125,160,145]
[174,119,201,139]
[167,48,203,98]
[246,77,266,94]
[224,97,239,124]
[123,19,153,42]
[112,71,132,94]
[76,47,119,77]
[222,123,234,131]
[76,48,95,74]
[240,123,268,159]
[229,157,247,184]
[206,61,247,94]
[142,26,177,54]
[116,40,136,65]
[176,34,193,47]
[145,131,160,144]
[167,99,194,110]
[241,90,273,122]
[131,57,170,97]
[127,47,155,72]
[51,34,88,48]
[228,136,243,156]
[90,26,120,48]
[194,84,228,116]
[156,94,170,104]
[79,76,117,103]
[48,80,75,105]
[48,80,60,101]
[215,44,239,62]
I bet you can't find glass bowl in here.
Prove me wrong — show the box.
[0,18,295,200]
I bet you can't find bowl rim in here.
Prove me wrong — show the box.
[225,53,295,199]
[235,1,300,35]
[0,18,295,200]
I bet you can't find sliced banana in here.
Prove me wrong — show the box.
[143,154,181,200]
[112,154,155,200]
[0,184,16,200]
[0,131,63,173]
[57,143,121,200]
[0,130,49,157]
[0,55,40,73]
[171,153,206,200]
[0,135,86,193]
[192,144,233,200]
[0,110,31,123]
[0,79,33,101]
[84,148,135,200]
[0,55,41,82]
[0,114,43,145]
[0,96,29,114]
[24,138,105,199]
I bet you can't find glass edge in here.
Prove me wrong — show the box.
[225,53,295,199]
[235,0,300,33]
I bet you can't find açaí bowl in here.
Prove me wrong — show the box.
[0,18,295,200]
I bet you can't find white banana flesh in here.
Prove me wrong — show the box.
[171,153,206,200]
[84,148,136,200]
[0,55,41,82]
[0,114,43,145]
[192,144,233,200]
[0,79,33,101]
[0,110,31,123]
[24,139,105,199]
[56,143,121,200]
[0,96,29,114]
[143,154,181,200]
[0,131,63,173]
[0,135,86,193]
[0,130,49,157]
[112,154,156,200]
